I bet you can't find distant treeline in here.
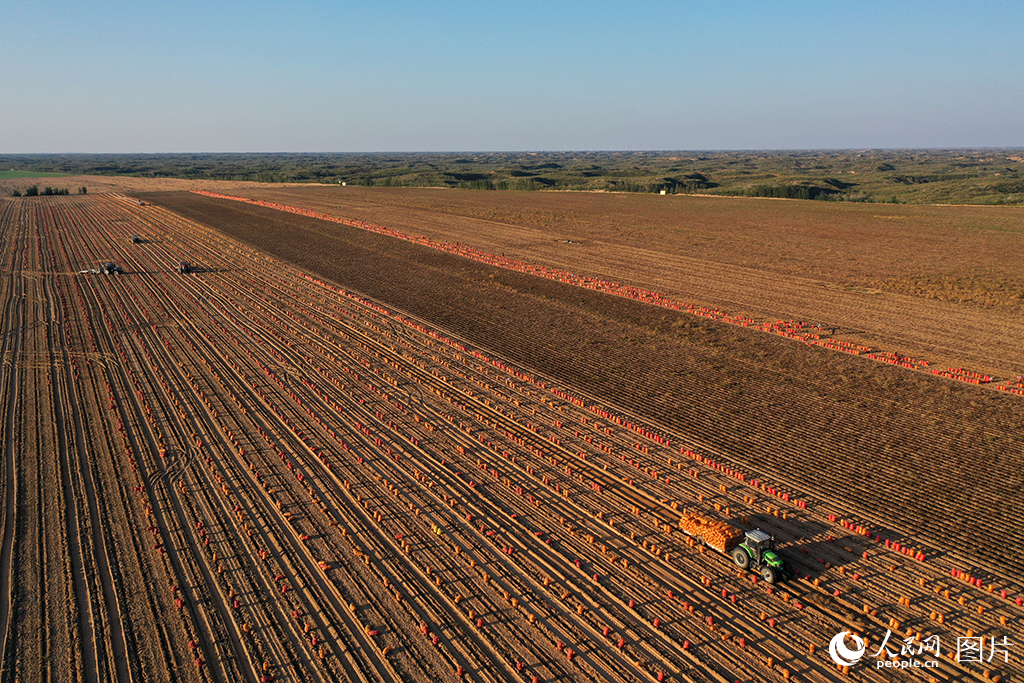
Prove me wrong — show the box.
[2,150,1023,204]
[9,185,86,197]
[745,184,837,200]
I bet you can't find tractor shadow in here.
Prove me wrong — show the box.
[784,535,867,578]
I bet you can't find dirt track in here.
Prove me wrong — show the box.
[1,192,1021,683]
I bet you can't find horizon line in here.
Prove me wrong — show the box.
[3,147,1024,156]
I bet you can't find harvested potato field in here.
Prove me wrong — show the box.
[136,189,1024,572]
[214,185,1024,380]
[1,191,1022,683]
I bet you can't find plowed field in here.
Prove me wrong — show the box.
[1,190,1021,683]
[208,186,1024,379]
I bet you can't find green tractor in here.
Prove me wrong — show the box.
[730,529,790,584]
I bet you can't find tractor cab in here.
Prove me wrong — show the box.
[743,529,780,564]
[731,529,790,583]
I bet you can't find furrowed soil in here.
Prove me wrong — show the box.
[218,185,1024,379]
[135,189,1024,578]
[7,189,1024,683]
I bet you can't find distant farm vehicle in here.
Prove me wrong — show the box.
[80,262,123,275]
[679,511,791,583]
[178,261,192,274]
[131,234,142,244]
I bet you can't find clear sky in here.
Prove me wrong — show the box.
[2,0,1022,153]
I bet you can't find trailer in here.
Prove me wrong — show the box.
[679,510,791,583]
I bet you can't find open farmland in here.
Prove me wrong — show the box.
[1,190,1022,683]
[214,185,1024,380]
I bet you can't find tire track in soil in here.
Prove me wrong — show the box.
[161,248,647,679]
[127,261,397,683]
[0,200,26,677]
[85,198,397,683]
[46,198,213,683]
[55,222,136,683]
[121,201,614,683]
[101,337,252,683]
[139,189,1024,579]
[160,270,490,683]
[54,203,256,683]
[264,270,1007,679]
[258,268,1015,683]
[148,210,778,679]
[165,209,921,683]
[13,193,1021,683]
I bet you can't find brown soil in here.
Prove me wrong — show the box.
[217,185,1024,380]
[135,190,1024,577]
[4,188,1022,683]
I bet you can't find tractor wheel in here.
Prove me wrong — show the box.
[731,547,750,569]
[760,566,777,584]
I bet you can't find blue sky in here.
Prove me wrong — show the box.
[2,1,1022,152]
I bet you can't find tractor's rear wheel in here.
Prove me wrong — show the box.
[732,547,750,569]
